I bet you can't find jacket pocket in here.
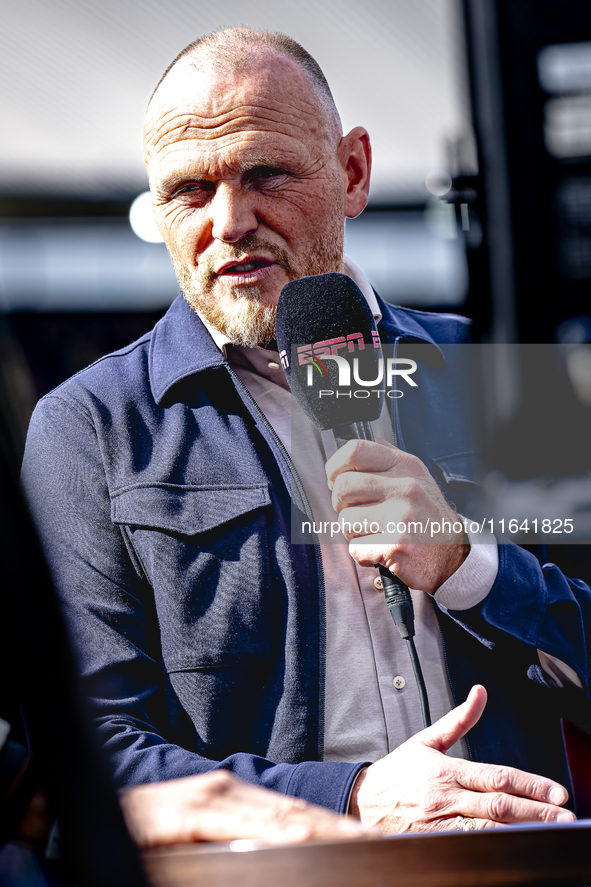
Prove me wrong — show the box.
[111,482,271,534]
[110,483,274,670]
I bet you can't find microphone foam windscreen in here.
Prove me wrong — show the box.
[276,273,384,430]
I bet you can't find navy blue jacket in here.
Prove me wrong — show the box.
[22,295,591,812]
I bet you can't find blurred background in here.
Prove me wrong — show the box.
[1,0,591,447]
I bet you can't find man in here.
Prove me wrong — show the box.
[22,28,590,834]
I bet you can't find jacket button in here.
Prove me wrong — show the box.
[373,576,384,591]
[393,676,406,690]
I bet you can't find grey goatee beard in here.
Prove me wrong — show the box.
[175,231,344,348]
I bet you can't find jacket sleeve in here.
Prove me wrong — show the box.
[443,542,591,711]
[21,393,364,811]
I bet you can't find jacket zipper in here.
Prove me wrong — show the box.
[227,366,327,760]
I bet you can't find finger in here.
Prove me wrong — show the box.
[348,537,403,571]
[332,473,415,512]
[419,685,487,753]
[456,760,571,807]
[325,440,408,488]
[331,472,390,511]
[348,533,410,579]
[452,788,576,825]
[265,811,378,845]
[337,506,406,539]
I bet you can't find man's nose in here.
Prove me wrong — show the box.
[211,185,258,242]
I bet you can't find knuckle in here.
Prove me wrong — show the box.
[520,775,547,802]
[345,439,365,463]
[202,769,234,795]
[528,778,546,799]
[488,767,512,793]
[405,453,424,475]
[539,806,556,822]
[332,473,349,501]
[276,796,308,819]
[485,793,511,822]
[397,477,419,501]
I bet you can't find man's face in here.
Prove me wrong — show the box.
[143,55,353,346]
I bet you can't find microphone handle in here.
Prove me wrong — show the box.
[332,420,375,449]
[330,421,432,728]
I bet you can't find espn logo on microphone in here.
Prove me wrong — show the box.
[279,332,418,398]
[279,330,381,372]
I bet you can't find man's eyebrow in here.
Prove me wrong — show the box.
[152,171,206,195]
[154,156,297,193]
[234,155,294,173]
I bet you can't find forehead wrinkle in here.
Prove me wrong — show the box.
[147,125,313,166]
[145,96,326,154]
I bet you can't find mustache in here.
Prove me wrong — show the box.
[200,236,295,279]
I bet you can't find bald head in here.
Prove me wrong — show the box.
[146,28,342,144]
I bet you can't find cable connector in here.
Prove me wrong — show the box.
[377,564,415,640]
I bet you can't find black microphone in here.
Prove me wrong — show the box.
[276,273,431,727]
[276,272,383,448]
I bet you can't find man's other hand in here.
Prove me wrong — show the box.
[349,685,576,833]
[119,771,376,847]
[325,439,469,593]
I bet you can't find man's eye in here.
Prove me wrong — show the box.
[248,168,289,188]
[173,182,213,200]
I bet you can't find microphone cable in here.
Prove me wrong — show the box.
[377,564,432,729]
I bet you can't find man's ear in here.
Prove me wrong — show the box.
[338,127,372,219]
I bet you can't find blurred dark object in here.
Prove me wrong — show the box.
[0,318,37,473]
[460,0,591,344]
[0,315,147,886]
[563,720,591,820]
[10,312,165,412]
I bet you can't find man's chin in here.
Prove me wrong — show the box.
[183,287,278,348]
[216,271,287,308]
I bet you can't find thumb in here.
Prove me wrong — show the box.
[419,685,487,753]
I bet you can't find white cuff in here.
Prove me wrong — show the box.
[433,523,498,611]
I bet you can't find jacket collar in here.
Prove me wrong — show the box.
[374,292,445,355]
[149,295,225,404]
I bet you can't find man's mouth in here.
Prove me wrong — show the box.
[216,257,276,276]
[216,258,275,275]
